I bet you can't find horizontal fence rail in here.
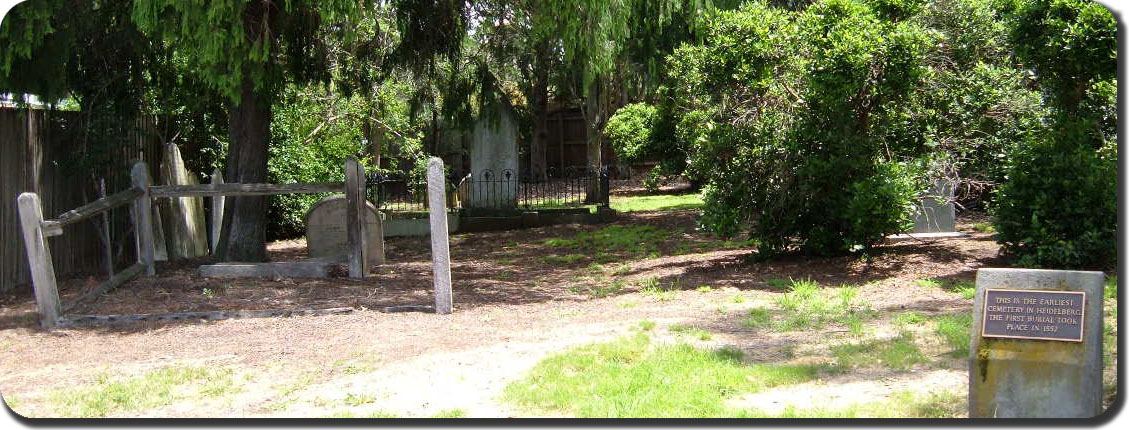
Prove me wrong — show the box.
[151,182,345,198]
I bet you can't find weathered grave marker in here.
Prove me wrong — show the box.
[160,143,209,259]
[305,195,385,266]
[912,179,956,234]
[427,157,453,314]
[468,101,519,209]
[969,268,1105,418]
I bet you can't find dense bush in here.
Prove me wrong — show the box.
[666,0,933,256]
[993,136,1116,269]
[990,0,1117,269]
[605,103,657,163]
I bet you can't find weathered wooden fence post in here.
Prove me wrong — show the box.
[427,157,453,314]
[210,168,225,254]
[17,193,61,328]
[345,158,368,278]
[131,162,156,275]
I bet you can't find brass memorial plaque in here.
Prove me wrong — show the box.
[981,289,1086,342]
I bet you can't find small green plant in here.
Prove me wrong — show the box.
[933,313,973,356]
[639,277,676,301]
[202,288,215,298]
[638,320,656,331]
[744,308,771,328]
[696,285,713,293]
[764,278,789,290]
[430,408,467,418]
[343,393,376,407]
[589,280,627,298]
[731,294,747,304]
[772,279,872,331]
[493,271,514,280]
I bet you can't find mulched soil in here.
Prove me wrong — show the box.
[0,209,1005,328]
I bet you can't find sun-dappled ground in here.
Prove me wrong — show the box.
[0,191,1117,418]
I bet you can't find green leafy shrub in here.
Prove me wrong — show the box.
[992,137,1116,269]
[666,0,933,256]
[605,103,657,163]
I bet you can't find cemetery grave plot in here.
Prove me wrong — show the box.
[11,209,1003,321]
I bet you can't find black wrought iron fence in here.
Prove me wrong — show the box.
[366,172,429,213]
[458,167,609,211]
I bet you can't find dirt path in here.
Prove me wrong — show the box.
[0,212,1053,417]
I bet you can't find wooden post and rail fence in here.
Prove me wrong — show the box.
[17,158,372,328]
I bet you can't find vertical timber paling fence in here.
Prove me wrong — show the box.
[17,158,371,328]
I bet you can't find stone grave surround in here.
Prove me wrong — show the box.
[969,268,1104,418]
[305,195,385,266]
[468,101,519,209]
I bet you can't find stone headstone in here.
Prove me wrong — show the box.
[305,195,384,266]
[468,100,519,209]
[912,180,956,233]
[969,268,1105,418]
[160,143,209,260]
[427,157,453,314]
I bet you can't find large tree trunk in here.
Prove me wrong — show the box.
[530,66,550,181]
[215,75,272,262]
[584,78,604,203]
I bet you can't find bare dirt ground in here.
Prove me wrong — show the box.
[0,204,1115,418]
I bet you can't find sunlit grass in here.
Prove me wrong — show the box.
[504,333,823,417]
[48,365,238,417]
[610,194,704,212]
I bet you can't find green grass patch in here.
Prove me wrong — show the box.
[731,294,747,303]
[744,308,771,329]
[832,333,926,371]
[736,390,963,418]
[544,225,674,258]
[933,313,973,356]
[638,320,656,331]
[772,279,872,331]
[48,365,238,418]
[610,194,705,212]
[894,311,927,326]
[503,333,822,417]
[971,222,996,233]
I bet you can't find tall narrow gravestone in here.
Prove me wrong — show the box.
[969,268,1105,418]
[305,195,385,266]
[160,143,209,259]
[468,101,519,210]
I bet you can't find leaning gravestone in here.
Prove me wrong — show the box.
[468,100,519,209]
[969,268,1105,418]
[305,195,385,266]
[160,143,209,259]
